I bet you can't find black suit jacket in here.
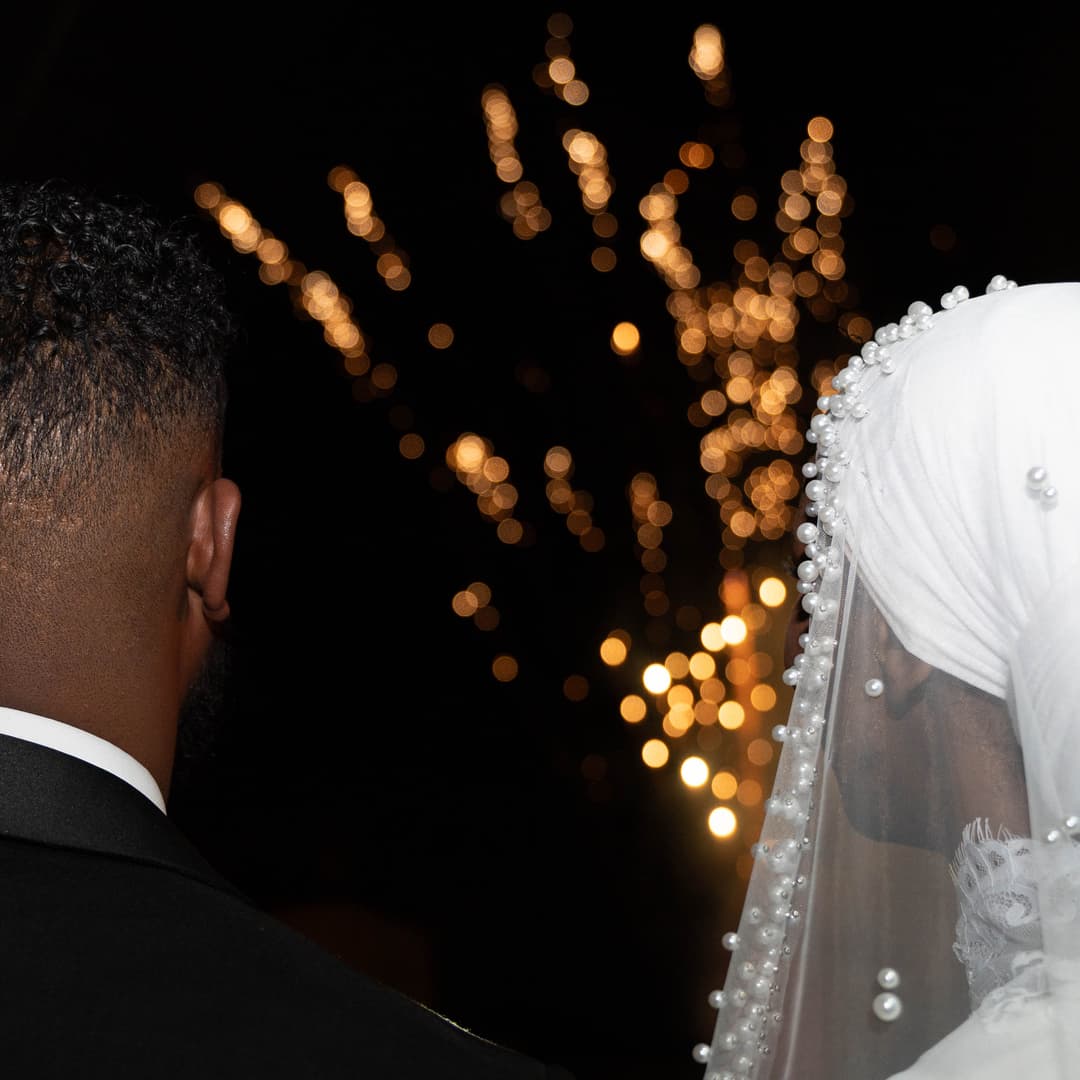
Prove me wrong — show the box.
[0,733,572,1078]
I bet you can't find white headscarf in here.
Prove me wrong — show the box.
[838,280,1080,818]
[699,277,1080,1080]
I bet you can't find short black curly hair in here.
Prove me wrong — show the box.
[0,177,234,512]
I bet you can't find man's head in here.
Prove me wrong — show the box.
[0,178,242,799]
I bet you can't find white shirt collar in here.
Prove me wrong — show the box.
[0,704,167,814]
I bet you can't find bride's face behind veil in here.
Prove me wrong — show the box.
[783,504,1029,859]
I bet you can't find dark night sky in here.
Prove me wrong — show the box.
[2,5,1079,1078]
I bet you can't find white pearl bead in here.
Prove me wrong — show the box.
[824,461,844,482]
[877,967,901,990]
[987,274,1008,292]
[865,678,884,697]
[1065,815,1080,831]
[708,989,726,1008]
[941,291,958,309]
[801,593,818,614]
[916,312,933,330]
[881,356,896,374]
[722,931,741,950]
[1046,828,1063,844]
[852,402,869,420]
[801,462,818,478]
[1027,465,1049,491]
[797,559,819,582]
[772,724,788,742]
[796,522,818,544]
[797,632,810,648]
[730,989,747,1006]
[692,1043,712,1063]
[782,667,800,686]
[873,992,903,1022]
[874,326,890,345]
[805,479,826,501]
[861,341,880,362]
[1042,486,1059,506]
[721,1031,739,1049]
[908,300,932,318]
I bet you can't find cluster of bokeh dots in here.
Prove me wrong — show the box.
[543,446,605,552]
[604,569,788,855]
[561,127,617,272]
[531,11,589,105]
[328,165,412,292]
[446,434,527,545]
[627,473,673,617]
[194,181,396,402]
[482,85,552,240]
[193,18,888,862]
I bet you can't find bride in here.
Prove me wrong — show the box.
[696,277,1080,1079]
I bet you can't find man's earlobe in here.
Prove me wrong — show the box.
[188,477,241,623]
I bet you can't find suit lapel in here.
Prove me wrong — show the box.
[0,732,251,904]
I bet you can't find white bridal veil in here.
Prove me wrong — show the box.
[697,278,1080,1079]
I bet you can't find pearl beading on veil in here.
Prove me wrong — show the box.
[695,274,1018,1079]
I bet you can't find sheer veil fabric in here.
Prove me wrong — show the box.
[697,279,1080,1079]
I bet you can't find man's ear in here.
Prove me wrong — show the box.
[186,477,241,623]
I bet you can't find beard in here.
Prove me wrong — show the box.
[170,621,236,798]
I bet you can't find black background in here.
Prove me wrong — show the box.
[2,5,1079,1077]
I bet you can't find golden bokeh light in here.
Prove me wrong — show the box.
[427,323,454,349]
[758,576,787,606]
[720,615,748,645]
[492,654,518,682]
[688,651,716,680]
[689,23,724,79]
[666,684,693,709]
[664,652,690,679]
[611,321,641,356]
[643,663,672,694]
[497,518,524,544]
[694,700,718,726]
[807,115,834,143]
[726,657,750,685]
[708,806,738,838]
[666,703,694,734]
[700,621,726,651]
[718,701,746,730]
[451,591,479,617]
[641,739,670,768]
[749,683,778,712]
[699,677,726,703]
[747,738,773,766]
[398,433,424,460]
[680,756,710,788]
[600,635,629,666]
[620,694,647,723]
[711,771,738,799]
[736,778,763,806]
[544,446,573,478]
[591,246,617,272]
